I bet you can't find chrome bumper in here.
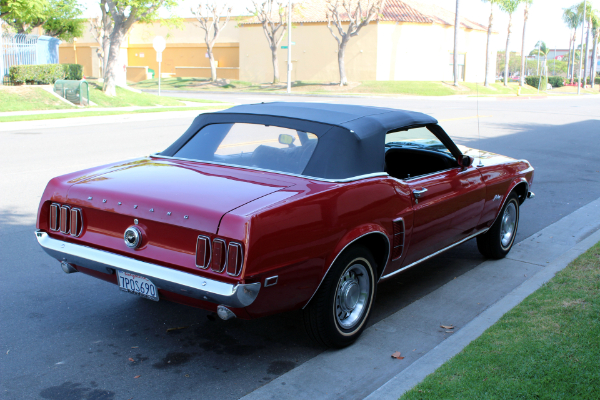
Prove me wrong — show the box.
[35,230,260,308]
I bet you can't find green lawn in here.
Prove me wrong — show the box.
[0,87,75,111]
[87,82,185,107]
[130,78,549,97]
[0,106,229,123]
[401,241,600,400]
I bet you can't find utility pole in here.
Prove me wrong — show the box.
[578,0,587,95]
[286,0,292,94]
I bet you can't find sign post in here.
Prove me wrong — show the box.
[286,0,292,94]
[0,20,4,85]
[153,36,166,96]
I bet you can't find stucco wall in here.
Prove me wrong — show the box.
[377,22,496,83]
[239,22,378,83]
[59,45,97,77]
[127,44,239,74]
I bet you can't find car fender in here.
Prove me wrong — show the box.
[302,223,390,309]
[491,177,529,226]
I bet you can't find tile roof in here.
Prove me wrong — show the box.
[242,0,489,32]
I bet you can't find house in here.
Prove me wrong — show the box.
[60,0,495,84]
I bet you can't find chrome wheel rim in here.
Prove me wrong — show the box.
[500,202,517,248]
[335,263,370,329]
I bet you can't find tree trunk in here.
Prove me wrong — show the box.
[591,32,598,89]
[504,14,512,87]
[208,46,217,82]
[102,38,110,79]
[484,6,493,87]
[453,0,460,86]
[271,46,280,84]
[566,35,572,80]
[103,27,124,96]
[519,5,528,86]
[583,21,590,87]
[570,31,577,83]
[338,40,348,86]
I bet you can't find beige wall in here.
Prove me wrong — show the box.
[175,66,240,80]
[128,18,241,46]
[377,22,496,83]
[126,66,151,82]
[59,44,98,77]
[240,22,378,83]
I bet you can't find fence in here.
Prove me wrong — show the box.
[1,33,39,79]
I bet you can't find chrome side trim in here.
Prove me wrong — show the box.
[150,153,388,183]
[302,231,390,309]
[35,230,261,308]
[380,229,489,280]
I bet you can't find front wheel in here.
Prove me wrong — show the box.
[477,192,520,259]
[303,246,377,348]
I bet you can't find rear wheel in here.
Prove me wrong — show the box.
[303,246,376,348]
[477,192,520,259]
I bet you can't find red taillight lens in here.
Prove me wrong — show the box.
[59,205,71,234]
[70,208,82,237]
[210,239,227,272]
[226,242,243,276]
[49,203,60,231]
[196,236,210,269]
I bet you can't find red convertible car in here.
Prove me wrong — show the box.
[36,103,534,347]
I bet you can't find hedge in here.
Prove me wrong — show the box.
[525,76,565,89]
[8,64,83,84]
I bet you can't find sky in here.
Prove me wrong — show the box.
[80,0,600,54]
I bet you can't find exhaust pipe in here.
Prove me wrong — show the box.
[61,261,77,274]
[216,305,236,320]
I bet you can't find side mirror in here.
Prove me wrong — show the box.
[460,155,473,168]
[278,133,295,146]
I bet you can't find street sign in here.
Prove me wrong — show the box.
[152,36,166,96]
[281,42,295,49]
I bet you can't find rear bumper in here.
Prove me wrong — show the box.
[35,230,260,308]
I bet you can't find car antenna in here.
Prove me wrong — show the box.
[476,80,484,167]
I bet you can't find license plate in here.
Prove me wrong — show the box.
[117,270,159,301]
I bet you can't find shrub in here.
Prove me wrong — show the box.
[8,64,83,84]
[547,76,564,88]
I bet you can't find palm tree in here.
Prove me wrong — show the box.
[529,41,549,76]
[498,0,521,86]
[579,2,593,86]
[590,11,599,88]
[453,0,461,86]
[562,8,579,80]
[519,0,533,86]
[482,0,501,86]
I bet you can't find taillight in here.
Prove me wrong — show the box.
[59,205,71,234]
[227,242,243,276]
[210,239,227,272]
[49,203,60,231]
[195,235,211,269]
[70,208,83,237]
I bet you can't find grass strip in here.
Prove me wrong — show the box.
[0,86,75,111]
[401,241,600,400]
[0,106,229,123]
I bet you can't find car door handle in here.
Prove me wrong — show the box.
[412,188,428,198]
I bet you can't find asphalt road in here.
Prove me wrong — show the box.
[1,93,599,400]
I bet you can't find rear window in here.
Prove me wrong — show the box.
[174,123,318,175]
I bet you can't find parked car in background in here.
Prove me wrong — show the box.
[36,103,534,347]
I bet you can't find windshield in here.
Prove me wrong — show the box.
[385,126,452,156]
[174,123,318,175]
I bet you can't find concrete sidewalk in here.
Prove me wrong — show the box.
[241,197,600,400]
[0,102,228,117]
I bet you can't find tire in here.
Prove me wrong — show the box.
[303,246,377,348]
[477,192,520,259]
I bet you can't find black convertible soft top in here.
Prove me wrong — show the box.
[160,102,461,180]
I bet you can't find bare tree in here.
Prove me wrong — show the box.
[103,0,176,96]
[326,0,385,86]
[248,0,289,84]
[89,0,113,80]
[191,2,232,82]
